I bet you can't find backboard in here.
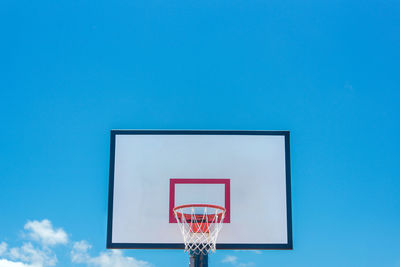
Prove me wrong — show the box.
[107,130,292,250]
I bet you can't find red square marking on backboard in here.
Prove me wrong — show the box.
[169,178,231,223]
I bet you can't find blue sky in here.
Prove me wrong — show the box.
[0,0,399,266]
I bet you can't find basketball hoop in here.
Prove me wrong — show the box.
[173,204,226,255]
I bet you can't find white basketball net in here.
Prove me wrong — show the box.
[174,205,226,255]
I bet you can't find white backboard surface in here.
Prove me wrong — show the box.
[107,130,292,250]
[175,184,225,208]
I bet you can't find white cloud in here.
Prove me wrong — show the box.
[1,220,151,267]
[0,220,63,267]
[90,250,151,267]
[8,243,56,267]
[222,255,238,264]
[24,220,68,247]
[0,259,36,267]
[221,255,254,267]
[71,240,151,267]
[71,240,91,263]
[0,242,7,256]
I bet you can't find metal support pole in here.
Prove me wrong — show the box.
[189,250,208,267]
